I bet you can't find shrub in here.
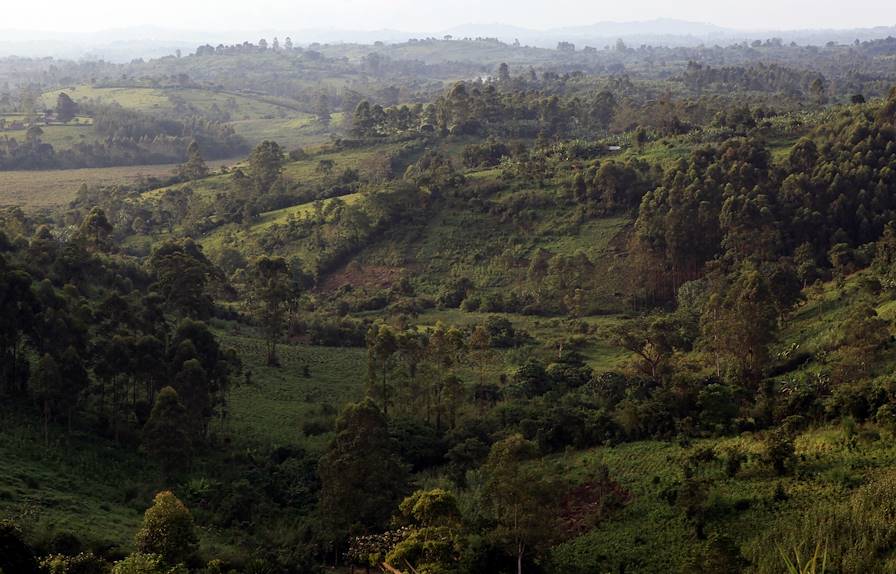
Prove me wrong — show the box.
[764,429,796,476]
[302,419,331,436]
[134,492,198,566]
[111,553,187,574]
[40,553,109,574]
[0,520,39,574]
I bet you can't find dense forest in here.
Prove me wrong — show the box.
[5,23,896,574]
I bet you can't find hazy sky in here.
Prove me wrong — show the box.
[5,0,896,32]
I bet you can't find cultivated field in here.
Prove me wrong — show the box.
[0,159,233,209]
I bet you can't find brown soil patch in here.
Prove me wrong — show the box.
[319,263,406,292]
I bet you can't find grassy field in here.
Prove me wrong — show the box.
[0,407,152,552]
[0,122,100,147]
[0,160,233,209]
[145,139,403,206]
[547,425,896,572]
[0,115,96,146]
[40,86,289,119]
[39,85,335,148]
[256,192,364,230]
[230,112,344,149]
[217,329,368,452]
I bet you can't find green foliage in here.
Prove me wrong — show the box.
[40,553,109,574]
[780,542,828,574]
[248,141,284,194]
[142,387,191,476]
[8,37,896,574]
[751,471,896,573]
[134,492,198,566]
[608,313,686,382]
[386,489,464,572]
[318,399,408,538]
[55,93,78,124]
[178,141,209,181]
[482,434,562,571]
[149,239,218,318]
[245,256,298,366]
[763,428,796,476]
[111,553,188,574]
[701,262,779,385]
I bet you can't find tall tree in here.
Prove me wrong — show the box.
[246,256,296,366]
[58,346,89,434]
[482,434,560,574]
[315,93,331,125]
[468,325,493,386]
[367,324,398,417]
[609,313,685,382]
[149,239,219,319]
[77,207,113,252]
[55,92,78,123]
[172,359,211,438]
[498,62,511,82]
[178,141,209,180]
[31,353,62,446]
[248,140,284,194]
[701,263,778,385]
[0,256,36,396]
[142,387,192,477]
[318,400,408,555]
[352,101,376,137]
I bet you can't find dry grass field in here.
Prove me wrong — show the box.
[0,159,233,209]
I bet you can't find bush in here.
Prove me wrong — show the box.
[763,429,795,476]
[40,553,109,574]
[723,446,747,478]
[111,553,186,574]
[462,139,510,168]
[134,492,198,566]
[0,520,39,574]
[302,419,331,436]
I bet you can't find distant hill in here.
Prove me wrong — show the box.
[3,19,896,61]
[557,18,729,37]
[442,18,728,44]
[439,19,896,48]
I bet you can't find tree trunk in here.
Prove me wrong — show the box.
[517,542,524,574]
[382,359,388,417]
[112,377,119,443]
[43,399,50,447]
[267,338,278,367]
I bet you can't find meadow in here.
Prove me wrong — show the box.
[38,85,334,148]
[0,160,232,209]
[548,425,896,572]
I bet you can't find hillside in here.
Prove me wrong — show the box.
[5,36,896,574]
